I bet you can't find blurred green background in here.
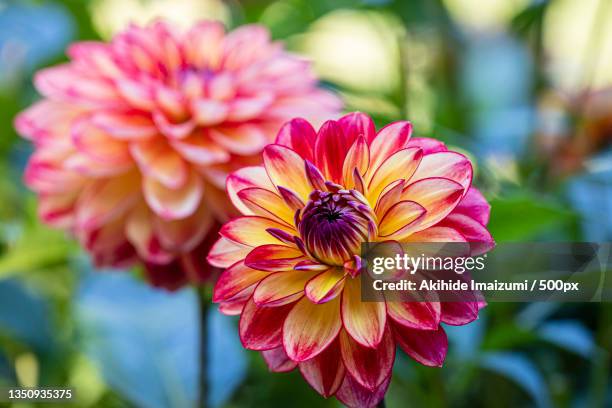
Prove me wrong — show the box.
[1,0,612,407]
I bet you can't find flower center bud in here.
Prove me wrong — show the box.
[298,189,376,266]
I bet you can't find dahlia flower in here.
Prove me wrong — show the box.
[209,112,494,407]
[14,20,341,289]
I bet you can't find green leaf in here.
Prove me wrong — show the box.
[487,193,576,241]
[0,223,74,279]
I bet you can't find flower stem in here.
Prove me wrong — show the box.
[196,286,209,408]
[377,398,386,408]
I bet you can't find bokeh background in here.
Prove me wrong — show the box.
[1,0,612,407]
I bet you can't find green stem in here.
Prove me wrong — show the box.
[377,397,386,408]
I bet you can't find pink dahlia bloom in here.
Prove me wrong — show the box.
[209,112,494,407]
[14,20,341,289]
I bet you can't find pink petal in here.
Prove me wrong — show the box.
[239,298,294,350]
[71,117,131,165]
[338,112,376,143]
[341,277,386,348]
[207,237,251,268]
[275,118,317,163]
[283,296,342,361]
[226,166,275,215]
[131,139,188,189]
[245,244,306,272]
[393,323,448,367]
[220,216,295,247]
[237,187,295,226]
[213,261,269,302]
[369,121,413,173]
[184,21,225,70]
[452,187,491,225]
[90,111,158,140]
[253,270,315,306]
[262,347,297,373]
[342,136,370,188]
[410,151,473,191]
[170,132,230,165]
[209,124,268,156]
[335,373,391,408]
[190,99,228,126]
[406,137,447,154]
[299,339,345,398]
[153,204,213,253]
[314,120,353,183]
[124,204,174,264]
[387,301,441,330]
[143,169,203,220]
[441,301,479,326]
[263,144,312,201]
[75,174,140,230]
[367,148,422,204]
[400,177,465,230]
[339,328,394,391]
[378,200,426,238]
[305,267,346,304]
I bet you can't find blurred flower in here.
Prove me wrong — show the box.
[536,88,612,177]
[209,112,493,407]
[90,0,229,39]
[295,10,403,95]
[14,20,341,289]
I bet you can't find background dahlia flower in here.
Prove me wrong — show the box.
[209,112,494,407]
[14,20,341,289]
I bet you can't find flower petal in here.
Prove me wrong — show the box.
[299,339,345,398]
[76,174,140,230]
[143,169,203,220]
[305,267,346,304]
[400,177,464,230]
[438,213,495,255]
[452,187,491,225]
[367,148,422,205]
[410,151,473,191]
[339,327,394,391]
[378,200,426,238]
[342,136,370,188]
[170,132,230,166]
[245,244,306,272]
[89,111,158,140]
[213,261,269,302]
[263,144,312,201]
[253,270,316,306]
[72,117,131,165]
[387,301,441,330]
[226,166,275,215]
[283,296,342,361]
[262,347,297,373]
[131,139,188,189]
[441,301,479,326]
[393,323,448,367]
[239,298,294,350]
[153,204,213,253]
[341,277,386,348]
[275,118,317,162]
[406,137,447,154]
[210,124,268,155]
[314,120,353,183]
[220,216,295,247]
[338,112,376,143]
[237,187,294,225]
[207,237,251,268]
[368,121,412,173]
[335,372,390,408]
